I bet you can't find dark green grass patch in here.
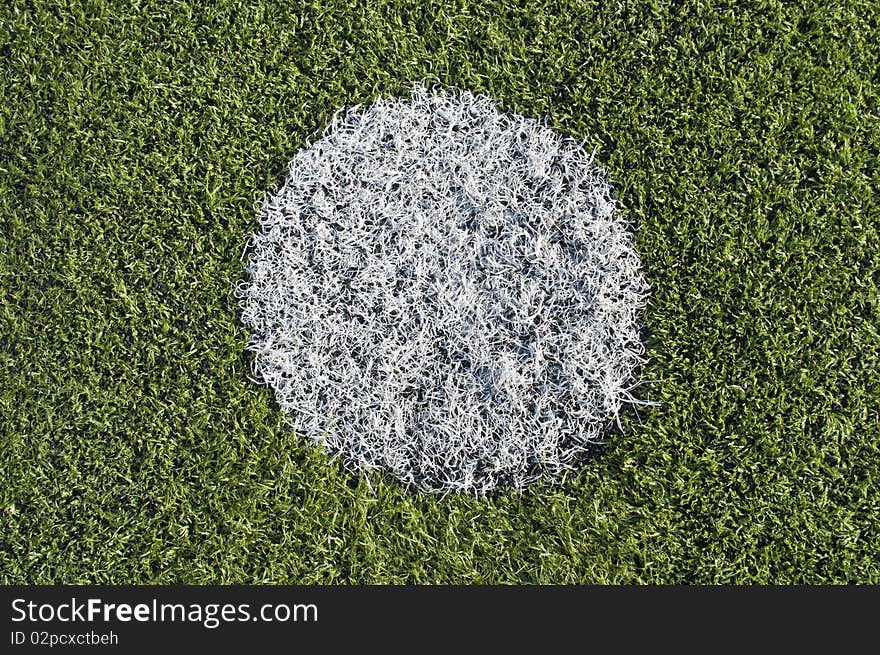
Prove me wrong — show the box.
[1,0,878,583]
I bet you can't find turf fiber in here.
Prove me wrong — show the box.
[1,0,878,583]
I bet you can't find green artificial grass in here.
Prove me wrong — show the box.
[1,0,878,584]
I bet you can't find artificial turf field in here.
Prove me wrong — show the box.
[2,0,879,584]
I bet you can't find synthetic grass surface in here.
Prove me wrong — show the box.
[1,0,878,583]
